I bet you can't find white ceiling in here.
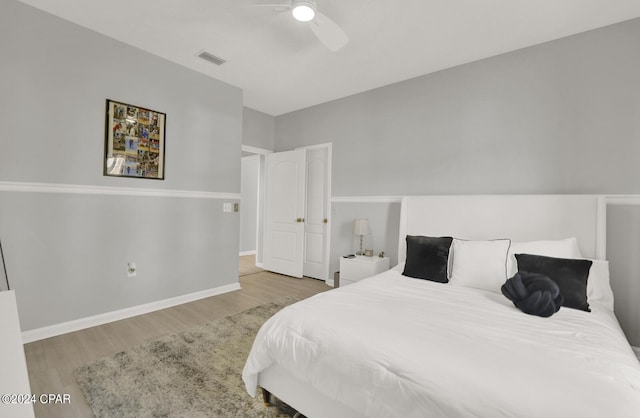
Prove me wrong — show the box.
[18,0,640,116]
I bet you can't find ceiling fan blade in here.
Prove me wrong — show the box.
[309,11,348,52]
[246,0,290,8]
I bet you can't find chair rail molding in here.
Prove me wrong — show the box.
[331,195,640,205]
[331,196,403,203]
[0,181,240,199]
[605,195,640,205]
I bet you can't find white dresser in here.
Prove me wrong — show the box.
[0,291,35,418]
[339,256,390,287]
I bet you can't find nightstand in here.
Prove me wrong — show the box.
[339,256,390,287]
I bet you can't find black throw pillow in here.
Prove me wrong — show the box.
[501,272,564,317]
[515,253,593,312]
[402,235,453,283]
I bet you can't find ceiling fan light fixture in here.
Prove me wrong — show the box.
[291,0,316,22]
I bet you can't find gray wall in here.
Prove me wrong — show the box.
[329,201,401,281]
[0,1,242,331]
[243,107,275,151]
[276,19,640,196]
[241,108,274,263]
[275,19,640,345]
[240,156,259,253]
[607,205,640,347]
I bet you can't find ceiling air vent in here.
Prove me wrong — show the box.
[196,50,226,66]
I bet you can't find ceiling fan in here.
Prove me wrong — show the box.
[249,0,349,51]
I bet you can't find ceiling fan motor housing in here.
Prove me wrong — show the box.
[291,0,317,22]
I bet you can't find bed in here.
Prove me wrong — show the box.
[243,195,640,417]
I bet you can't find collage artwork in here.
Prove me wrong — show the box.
[104,100,165,179]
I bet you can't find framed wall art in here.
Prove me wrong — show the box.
[104,99,166,180]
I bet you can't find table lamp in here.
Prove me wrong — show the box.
[352,219,369,256]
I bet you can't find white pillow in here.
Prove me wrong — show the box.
[585,259,614,311]
[449,239,511,293]
[507,237,582,277]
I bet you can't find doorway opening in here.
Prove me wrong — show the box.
[239,143,332,286]
[262,143,332,284]
[239,145,271,276]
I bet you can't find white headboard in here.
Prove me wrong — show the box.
[398,195,606,263]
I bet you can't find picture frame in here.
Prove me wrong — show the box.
[104,99,166,180]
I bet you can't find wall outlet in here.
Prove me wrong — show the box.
[127,262,137,277]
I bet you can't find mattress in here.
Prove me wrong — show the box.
[243,268,640,417]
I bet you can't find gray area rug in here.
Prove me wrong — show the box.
[75,299,298,418]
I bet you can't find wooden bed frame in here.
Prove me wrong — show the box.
[257,194,607,417]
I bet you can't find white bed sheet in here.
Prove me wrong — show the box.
[243,269,640,417]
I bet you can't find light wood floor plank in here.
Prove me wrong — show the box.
[23,259,330,418]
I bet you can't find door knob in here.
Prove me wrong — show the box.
[323,218,328,224]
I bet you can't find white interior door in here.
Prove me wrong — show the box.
[302,147,329,280]
[263,149,307,278]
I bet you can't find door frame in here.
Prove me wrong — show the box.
[295,143,332,285]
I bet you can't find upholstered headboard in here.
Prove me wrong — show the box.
[398,195,606,263]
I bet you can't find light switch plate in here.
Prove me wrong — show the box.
[127,262,136,277]
[223,203,233,212]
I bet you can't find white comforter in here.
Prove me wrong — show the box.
[242,268,640,417]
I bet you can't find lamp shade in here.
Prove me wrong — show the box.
[352,219,369,236]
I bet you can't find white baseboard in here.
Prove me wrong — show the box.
[21,282,241,344]
[239,250,257,256]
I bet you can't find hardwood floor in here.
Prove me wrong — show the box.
[23,261,329,418]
